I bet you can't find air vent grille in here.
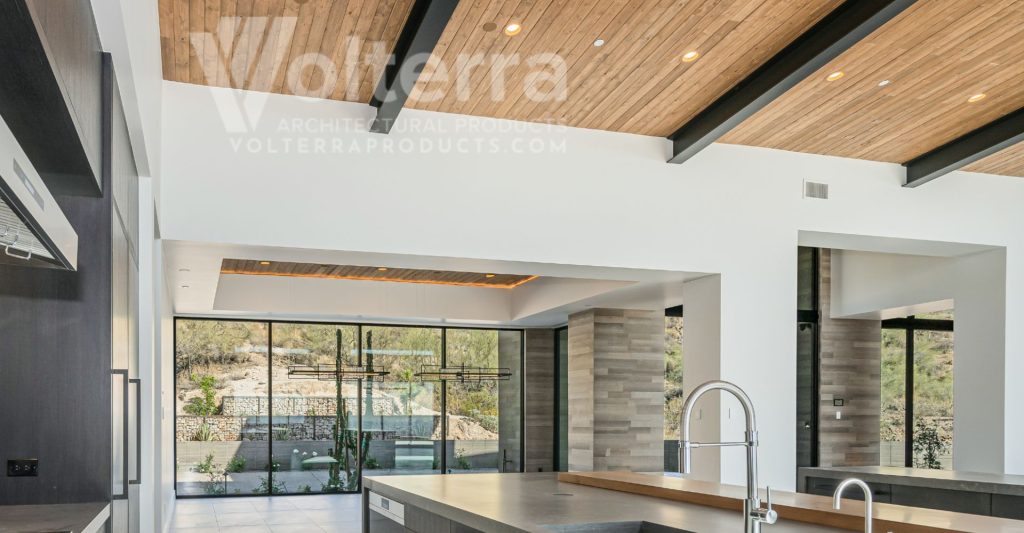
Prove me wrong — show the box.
[804,181,829,200]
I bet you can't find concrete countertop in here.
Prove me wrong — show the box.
[364,473,845,533]
[0,502,109,533]
[800,466,1024,497]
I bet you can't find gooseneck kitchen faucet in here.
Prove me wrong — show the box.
[833,478,873,533]
[680,380,777,533]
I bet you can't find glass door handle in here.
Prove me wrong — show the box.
[112,370,129,499]
[129,379,141,485]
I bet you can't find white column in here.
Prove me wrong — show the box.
[680,275,723,483]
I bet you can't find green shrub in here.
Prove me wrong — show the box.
[253,476,286,495]
[364,457,380,470]
[196,453,216,474]
[193,423,213,442]
[226,456,246,473]
[183,375,220,416]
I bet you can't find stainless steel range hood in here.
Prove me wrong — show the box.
[0,113,78,270]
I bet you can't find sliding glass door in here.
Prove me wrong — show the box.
[174,319,522,498]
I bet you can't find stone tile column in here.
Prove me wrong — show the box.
[523,329,555,472]
[568,309,664,472]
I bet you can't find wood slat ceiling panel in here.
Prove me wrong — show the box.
[221,259,538,288]
[405,0,840,136]
[722,0,1024,167]
[157,0,415,103]
[963,143,1024,177]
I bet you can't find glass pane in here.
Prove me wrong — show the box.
[557,328,568,472]
[362,326,442,476]
[913,329,954,470]
[797,247,816,311]
[271,323,360,494]
[915,310,954,320]
[446,329,507,473]
[175,320,269,496]
[796,323,815,468]
[880,329,906,467]
[664,317,684,473]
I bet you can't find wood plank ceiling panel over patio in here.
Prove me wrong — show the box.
[404,0,842,137]
[221,259,539,288]
[158,0,416,103]
[963,143,1024,178]
[722,0,1024,172]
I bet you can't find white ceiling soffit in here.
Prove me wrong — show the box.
[167,240,701,327]
[798,230,1000,257]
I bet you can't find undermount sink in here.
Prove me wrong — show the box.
[544,522,696,533]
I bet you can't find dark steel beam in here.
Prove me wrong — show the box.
[903,107,1024,187]
[369,0,459,134]
[668,0,915,164]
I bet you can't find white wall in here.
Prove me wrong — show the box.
[91,0,163,181]
[159,82,1024,485]
[680,275,722,483]
[830,249,1007,473]
[157,237,176,532]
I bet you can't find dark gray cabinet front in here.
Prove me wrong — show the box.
[992,494,1024,520]
[889,485,991,515]
[0,0,104,196]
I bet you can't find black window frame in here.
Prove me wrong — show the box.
[881,315,954,468]
[172,316,525,499]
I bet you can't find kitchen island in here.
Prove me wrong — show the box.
[800,466,1024,519]
[363,473,844,533]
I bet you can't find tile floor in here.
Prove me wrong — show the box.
[171,494,362,532]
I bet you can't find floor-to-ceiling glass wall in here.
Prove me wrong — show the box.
[663,314,683,473]
[175,319,521,497]
[361,326,443,477]
[174,319,270,496]
[270,323,359,494]
[881,311,954,469]
[445,329,502,473]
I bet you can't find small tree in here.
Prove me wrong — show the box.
[913,421,949,469]
[183,375,219,416]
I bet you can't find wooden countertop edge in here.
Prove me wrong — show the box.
[558,472,1024,533]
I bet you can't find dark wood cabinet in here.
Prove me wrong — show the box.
[0,0,104,196]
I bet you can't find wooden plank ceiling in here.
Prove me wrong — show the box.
[963,144,1024,177]
[406,0,841,136]
[157,0,1024,177]
[158,0,415,103]
[722,0,1024,168]
[221,259,538,288]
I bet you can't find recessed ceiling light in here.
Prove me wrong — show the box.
[259,261,271,266]
[968,93,987,103]
[877,79,891,87]
[181,285,190,289]
[377,267,389,272]
[485,274,496,278]
[504,22,522,36]
[482,22,497,32]
[178,268,190,272]
[826,71,845,82]
[593,38,605,47]
[681,51,700,63]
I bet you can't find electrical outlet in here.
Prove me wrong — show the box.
[7,459,38,477]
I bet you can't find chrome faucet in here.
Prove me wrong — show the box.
[680,380,777,533]
[833,478,873,533]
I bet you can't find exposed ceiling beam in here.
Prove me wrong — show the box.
[369,0,459,134]
[903,108,1024,187]
[667,0,915,164]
